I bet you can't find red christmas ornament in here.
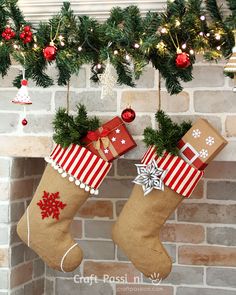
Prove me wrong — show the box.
[21,79,28,86]
[2,27,15,40]
[20,26,33,44]
[43,45,57,61]
[22,118,28,126]
[24,26,31,32]
[121,107,136,123]
[176,52,191,69]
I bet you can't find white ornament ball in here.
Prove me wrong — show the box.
[85,185,90,192]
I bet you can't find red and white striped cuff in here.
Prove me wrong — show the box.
[141,146,204,198]
[45,144,112,195]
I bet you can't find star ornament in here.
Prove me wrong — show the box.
[133,160,167,196]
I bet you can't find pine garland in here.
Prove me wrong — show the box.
[53,104,100,148]
[143,111,192,156]
[0,0,235,94]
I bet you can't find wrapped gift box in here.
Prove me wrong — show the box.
[82,116,137,162]
[177,118,228,170]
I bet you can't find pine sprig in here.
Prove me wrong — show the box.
[143,110,192,156]
[53,104,100,148]
[1,0,236,93]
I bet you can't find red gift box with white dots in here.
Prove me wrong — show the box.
[177,118,228,170]
[82,116,137,162]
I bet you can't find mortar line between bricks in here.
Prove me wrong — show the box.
[204,178,236,181]
[183,199,236,204]
[175,284,236,291]
[188,89,195,113]
[175,241,236,247]
[81,219,85,239]
[203,267,207,286]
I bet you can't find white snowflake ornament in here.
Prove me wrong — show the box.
[133,159,167,196]
[206,136,215,146]
[192,129,201,138]
[199,149,209,159]
[99,57,117,99]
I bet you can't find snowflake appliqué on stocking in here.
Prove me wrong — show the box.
[37,191,66,220]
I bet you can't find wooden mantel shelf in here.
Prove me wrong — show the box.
[0,135,235,161]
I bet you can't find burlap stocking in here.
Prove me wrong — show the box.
[17,144,111,272]
[112,184,183,279]
[112,148,204,279]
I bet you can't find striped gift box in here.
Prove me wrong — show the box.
[141,146,204,198]
[45,144,112,195]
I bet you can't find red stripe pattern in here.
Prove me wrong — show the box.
[49,144,112,190]
[141,146,204,198]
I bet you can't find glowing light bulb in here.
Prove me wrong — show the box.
[175,20,181,27]
[60,41,65,46]
[58,35,63,41]
[134,43,140,49]
[33,43,38,49]
[199,32,204,36]
[161,28,167,34]
[200,16,206,21]
[189,49,194,55]
[125,54,130,61]
[182,43,187,49]
[97,63,102,69]
[206,33,210,37]
[215,33,221,40]
[78,46,82,51]
[216,46,221,50]
[114,50,119,55]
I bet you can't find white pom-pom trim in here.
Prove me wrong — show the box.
[45,157,50,163]
[90,188,95,195]
[69,176,75,182]
[45,156,99,195]
[75,180,81,186]
[62,172,67,178]
[51,162,56,167]
[58,168,63,174]
[80,183,86,189]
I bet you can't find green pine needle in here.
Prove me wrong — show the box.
[143,110,192,156]
[53,104,100,148]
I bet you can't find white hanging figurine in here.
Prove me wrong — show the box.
[12,73,32,126]
[12,79,32,105]
[99,55,117,100]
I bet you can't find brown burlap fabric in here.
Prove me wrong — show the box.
[17,164,90,272]
[112,184,184,279]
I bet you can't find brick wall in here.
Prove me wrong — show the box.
[0,157,46,295]
[0,58,236,294]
